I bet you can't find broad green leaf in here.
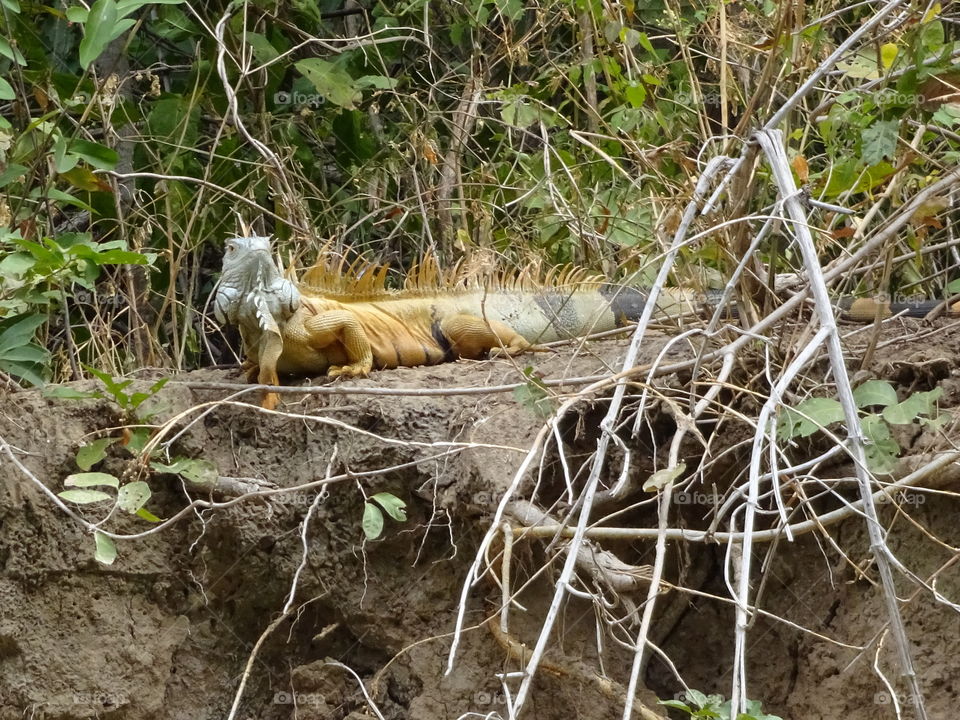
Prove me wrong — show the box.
[76,437,115,470]
[61,166,106,192]
[861,120,899,166]
[861,414,899,474]
[79,0,120,69]
[657,700,693,711]
[66,138,119,170]
[371,492,407,522]
[0,360,47,388]
[94,531,117,565]
[882,388,942,424]
[355,75,398,90]
[245,32,280,64]
[0,345,48,363]
[625,82,646,108]
[513,377,555,419]
[65,471,120,488]
[0,164,28,189]
[1,0,21,13]
[117,481,151,512]
[880,43,898,69]
[151,457,217,486]
[59,488,113,504]
[0,314,47,354]
[66,6,89,22]
[0,252,32,276]
[501,99,538,128]
[853,380,897,408]
[0,77,13,101]
[44,188,96,212]
[295,58,360,109]
[0,36,26,66]
[643,462,686,492]
[362,502,384,540]
[777,397,845,439]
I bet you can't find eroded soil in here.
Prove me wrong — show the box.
[1,319,959,720]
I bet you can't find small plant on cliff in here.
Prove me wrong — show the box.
[660,689,783,720]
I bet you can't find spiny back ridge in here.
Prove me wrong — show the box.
[296,250,611,299]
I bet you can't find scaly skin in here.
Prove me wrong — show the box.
[214,236,960,409]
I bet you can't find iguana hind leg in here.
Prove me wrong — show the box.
[303,309,374,377]
[440,313,542,359]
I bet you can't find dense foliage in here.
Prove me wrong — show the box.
[0,0,958,383]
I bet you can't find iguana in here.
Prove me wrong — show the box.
[214,236,959,410]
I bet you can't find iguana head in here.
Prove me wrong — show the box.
[221,235,273,274]
[215,236,300,326]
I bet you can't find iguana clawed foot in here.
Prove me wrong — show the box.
[327,362,373,379]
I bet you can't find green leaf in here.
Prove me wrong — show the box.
[657,700,693,711]
[0,314,47,354]
[116,0,184,14]
[117,481,151,513]
[362,502,384,540]
[79,0,119,69]
[643,463,686,492]
[777,397,845,439]
[0,36,26,66]
[501,98,539,128]
[355,75,398,90]
[1,0,21,13]
[0,252,32,276]
[513,371,555,419]
[76,437,115,470]
[0,77,14,101]
[371,492,407,522]
[66,6,89,22]
[0,359,47,388]
[625,82,646,108]
[295,58,360,109]
[882,388,942,424]
[0,164,28,189]
[879,43,898,69]
[151,457,218,486]
[861,120,899,166]
[66,138,119,170]
[43,386,102,400]
[59,488,113,504]
[135,507,163,522]
[65,471,120,488]
[94,531,117,565]
[861,414,899,473]
[853,380,897,408]
[244,31,280,64]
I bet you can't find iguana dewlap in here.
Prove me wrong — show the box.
[214,236,668,409]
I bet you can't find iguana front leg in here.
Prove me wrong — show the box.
[303,309,374,377]
[440,313,541,358]
[257,332,284,410]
